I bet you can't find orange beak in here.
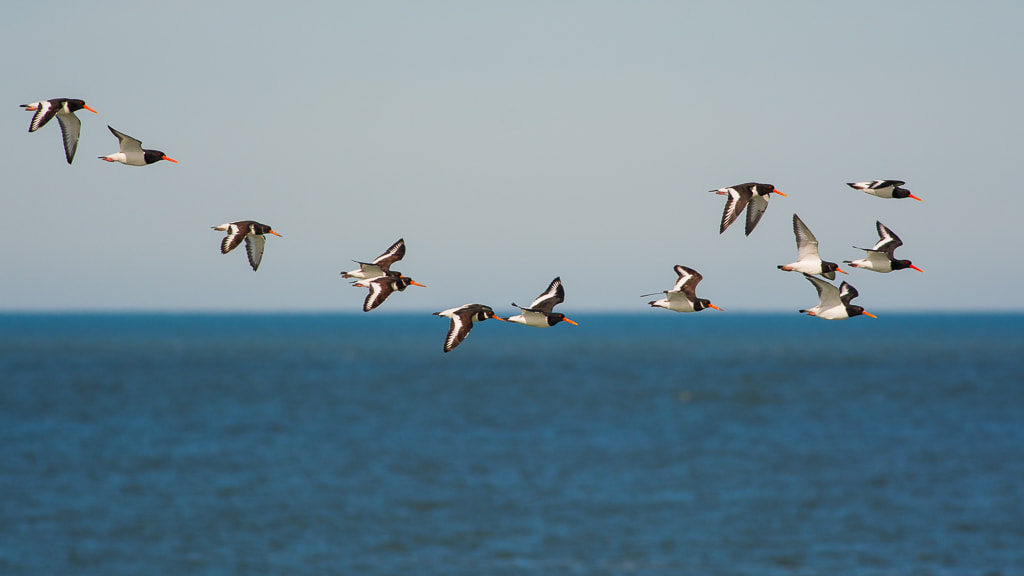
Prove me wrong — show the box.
[562,317,578,325]
[491,315,508,322]
[910,265,924,273]
[162,155,178,163]
[909,194,923,201]
[836,267,849,275]
[773,188,787,197]
[268,230,283,237]
[410,281,427,287]
[709,304,723,311]
[862,311,878,318]
[83,105,98,114]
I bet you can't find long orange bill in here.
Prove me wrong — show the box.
[83,105,98,114]
[491,315,508,322]
[836,267,849,274]
[410,281,427,287]
[773,189,787,197]
[862,311,878,318]
[909,194,923,201]
[268,230,283,237]
[562,317,578,325]
[162,155,179,163]
[709,304,724,311]
[910,265,924,273]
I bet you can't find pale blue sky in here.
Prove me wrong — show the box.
[3,1,1021,312]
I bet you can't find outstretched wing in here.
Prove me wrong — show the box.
[792,214,821,261]
[529,277,565,312]
[838,281,860,306]
[442,308,479,352]
[744,192,770,235]
[221,225,247,254]
[26,100,58,132]
[244,234,266,271]
[804,274,841,310]
[363,279,395,312]
[671,265,703,296]
[718,187,750,234]
[872,221,903,254]
[372,238,406,273]
[56,113,82,164]
[108,125,143,154]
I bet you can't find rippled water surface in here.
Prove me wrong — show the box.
[1,313,1022,575]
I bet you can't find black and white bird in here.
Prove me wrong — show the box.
[340,238,406,279]
[798,274,876,320]
[212,220,282,271]
[99,126,178,166]
[353,275,426,312]
[712,182,787,235]
[433,304,507,353]
[777,214,847,280]
[20,98,98,164]
[643,265,722,313]
[847,180,922,201]
[844,221,923,273]
[507,277,577,327]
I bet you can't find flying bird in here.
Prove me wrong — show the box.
[798,274,876,320]
[844,221,923,273]
[353,275,426,312]
[340,238,406,279]
[847,180,922,201]
[642,265,722,313]
[213,220,282,271]
[712,182,787,235]
[507,277,577,327]
[433,304,507,353]
[99,126,178,165]
[20,98,97,164]
[777,214,847,280]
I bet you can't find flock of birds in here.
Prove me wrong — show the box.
[22,97,923,353]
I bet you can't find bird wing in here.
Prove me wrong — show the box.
[27,100,58,132]
[671,265,703,296]
[877,180,905,188]
[354,262,387,277]
[442,307,480,352]
[838,281,860,306]
[108,126,143,154]
[220,225,247,254]
[244,234,266,271]
[529,277,565,312]
[805,274,842,310]
[372,238,406,272]
[718,187,750,234]
[872,221,903,254]
[792,214,821,262]
[363,279,395,312]
[56,113,82,164]
[744,192,770,235]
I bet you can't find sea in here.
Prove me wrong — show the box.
[1,312,1022,576]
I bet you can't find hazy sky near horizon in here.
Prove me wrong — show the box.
[3,1,1022,312]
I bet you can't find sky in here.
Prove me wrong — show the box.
[2,1,1022,313]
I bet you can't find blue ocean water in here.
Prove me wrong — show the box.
[1,313,1022,575]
